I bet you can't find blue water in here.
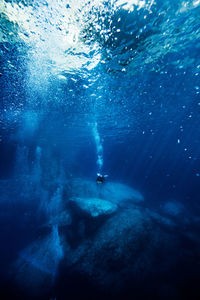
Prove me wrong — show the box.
[1,0,200,299]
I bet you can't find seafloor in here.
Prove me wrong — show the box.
[0,172,200,300]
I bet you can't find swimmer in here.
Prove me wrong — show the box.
[96,173,108,184]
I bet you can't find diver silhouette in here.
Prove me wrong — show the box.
[96,173,108,184]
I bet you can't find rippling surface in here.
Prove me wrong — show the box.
[1,0,200,109]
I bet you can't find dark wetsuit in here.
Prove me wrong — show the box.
[96,175,105,184]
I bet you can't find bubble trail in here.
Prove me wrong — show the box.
[92,121,103,172]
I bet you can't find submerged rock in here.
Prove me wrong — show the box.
[45,211,72,227]
[14,225,63,295]
[11,176,187,299]
[102,182,144,204]
[58,206,180,295]
[69,197,118,217]
[12,203,185,299]
[70,178,144,205]
[161,201,184,217]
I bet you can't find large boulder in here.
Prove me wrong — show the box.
[58,206,180,296]
[14,225,63,297]
[69,197,118,217]
[11,177,195,299]
[102,182,144,204]
[69,178,144,205]
[161,201,184,217]
[45,210,72,227]
[13,204,198,299]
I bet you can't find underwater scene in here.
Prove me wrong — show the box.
[0,0,200,299]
